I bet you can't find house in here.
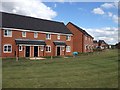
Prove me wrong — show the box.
[93,40,98,49]
[66,22,94,53]
[98,40,108,49]
[115,42,120,49]
[0,12,73,58]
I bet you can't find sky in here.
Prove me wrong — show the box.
[0,0,119,45]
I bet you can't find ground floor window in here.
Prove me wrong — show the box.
[66,46,71,52]
[3,44,12,53]
[46,46,51,52]
[40,46,44,51]
[19,45,22,51]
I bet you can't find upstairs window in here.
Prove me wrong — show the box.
[22,31,26,37]
[4,30,12,37]
[66,35,71,41]
[46,34,51,40]
[34,32,38,38]
[3,44,12,53]
[57,34,60,40]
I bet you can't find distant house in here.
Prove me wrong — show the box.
[98,40,108,49]
[115,42,120,49]
[66,22,94,53]
[0,12,73,58]
[93,40,98,49]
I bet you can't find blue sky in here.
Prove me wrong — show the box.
[44,2,118,28]
[1,1,119,44]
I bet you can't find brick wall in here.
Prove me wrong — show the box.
[1,29,73,57]
[66,23,93,53]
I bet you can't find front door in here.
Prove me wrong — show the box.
[34,46,38,57]
[57,47,60,56]
[26,46,30,57]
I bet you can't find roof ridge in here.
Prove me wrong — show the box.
[2,12,72,34]
[68,22,93,38]
[1,11,63,24]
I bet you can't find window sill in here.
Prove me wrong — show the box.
[4,36,12,37]
[3,52,12,53]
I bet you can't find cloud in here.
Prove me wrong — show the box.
[101,3,115,9]
[54,3,57,8]
[0,0,57,20]
[107,12,119,23]
[108,12,113,17]
[85,27,118,44]
[112,15,120,24]
[92,2,118,24]
[92,8,105,15]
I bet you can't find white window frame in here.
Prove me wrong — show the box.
[66,35,71,41]
[46,45,51,52]
[57,34,60,40]
[40,46,44,51]
[46,34,51,40]
[4,29,12,37]
[22,31,26,37]
[66,46,71,52]
[19,45,22,51]
[3,44,12,53]
[34,32,38,38]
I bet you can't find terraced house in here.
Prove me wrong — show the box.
[0,12,73,58]
[66,22,94,53]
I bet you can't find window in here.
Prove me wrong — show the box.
[34,32,38,38]
[3,44,12,53]
[85,36,87,40]
[66,35,71,41]
[4,30,12,37]
[22,31,26,37]
[46,46,51,52]
[66,46,71,52]
[40,46,44,51]
[19,45,22,51]
[85,45,88,50]
[57,34,60,40]
[61,46,65,51]
[46,34,51,40]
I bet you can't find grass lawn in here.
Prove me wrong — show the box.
[2,49,118,88]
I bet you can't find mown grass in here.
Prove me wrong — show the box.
[2,49,118,88]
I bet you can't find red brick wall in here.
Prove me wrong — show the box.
[66,23,93,53]
[1,29,73,57]
[84,36,93,52]
[66,23,83,52]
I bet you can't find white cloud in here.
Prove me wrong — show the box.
[108,12,113,17]
[54,3,57,8]
[0,0,57,20]
[92,8,105,15]
[85,27,118,44]
[112,15,118,23]
[101,3,115,9]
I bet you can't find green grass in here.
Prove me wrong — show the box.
[2,49,118,88]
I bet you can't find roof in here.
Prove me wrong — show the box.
[53,41,66,46]
[1,12,72,34]
[99,40,108,45]
[15,39,46,45]
[67,22,94,39]
[93,40,98,43]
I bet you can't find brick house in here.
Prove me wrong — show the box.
[0,12,73,58]
[93,40,98,49]
[98,40,108,49]
[66,22,94,53]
